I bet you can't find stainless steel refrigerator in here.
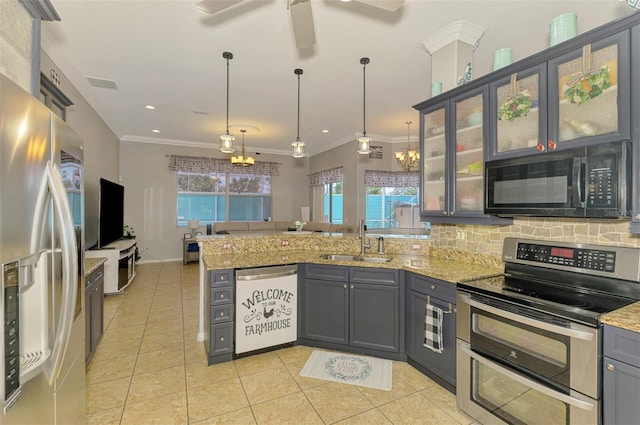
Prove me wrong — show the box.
[0,73,86,424]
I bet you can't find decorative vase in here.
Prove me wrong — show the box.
[550,13,577,46]
[493,48,512,71]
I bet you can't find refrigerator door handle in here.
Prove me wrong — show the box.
[32,161,78,384]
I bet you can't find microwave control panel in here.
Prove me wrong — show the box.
[515,243,616,272]
[587,164,616,207]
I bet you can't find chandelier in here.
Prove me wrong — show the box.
[231,129,255,166]
[395,121,420,171]
[219,51,235,153]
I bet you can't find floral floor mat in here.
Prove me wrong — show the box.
[299,350,392,391]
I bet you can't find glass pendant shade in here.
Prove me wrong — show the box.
[219,132,235,153]
[292,139,306,158]
[219,51,235,153]
[357,57,371,155]
[357,135,371,154]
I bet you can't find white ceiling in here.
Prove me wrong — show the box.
[42,0,635,156]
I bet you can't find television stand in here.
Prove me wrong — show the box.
[86,239,137,294]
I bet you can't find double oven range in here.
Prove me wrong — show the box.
[456,238,640,425]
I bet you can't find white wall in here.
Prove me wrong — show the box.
[119,141,310,262]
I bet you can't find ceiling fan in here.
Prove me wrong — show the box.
[196,0,404,49]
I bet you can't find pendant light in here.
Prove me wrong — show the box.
[231,129,255,166]
[357,57,371,154]
[292,68,306,158]
[395,121,420,171]
[219,51,235,153]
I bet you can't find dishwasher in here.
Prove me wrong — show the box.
[234,265,298,355]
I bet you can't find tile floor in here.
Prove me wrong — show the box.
[85,261,476,425]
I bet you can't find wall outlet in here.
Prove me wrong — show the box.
[456,230,467,241]
[411,244,421,250]
[281,239,290,246]
[222,242,233,250]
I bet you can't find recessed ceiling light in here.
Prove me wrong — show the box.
[152,129,160,133]
[144,105,156,110]
[321,129,329,133]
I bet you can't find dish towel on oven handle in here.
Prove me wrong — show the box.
[423,302,444,353]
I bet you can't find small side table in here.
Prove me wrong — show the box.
[183,238,200,264]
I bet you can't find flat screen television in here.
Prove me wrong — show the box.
[98,178,125,248]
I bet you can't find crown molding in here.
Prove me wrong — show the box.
[422,20,486,54]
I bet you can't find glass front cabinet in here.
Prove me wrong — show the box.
[420,87,510,224]
[489,29,630,160]
[631,25,640,233]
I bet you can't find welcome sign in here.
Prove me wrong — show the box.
[234,268,298,354]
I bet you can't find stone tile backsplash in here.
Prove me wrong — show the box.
[429,217,640,258]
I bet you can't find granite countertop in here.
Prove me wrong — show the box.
[84,257,107,277]
[602,301,640,333]
[202,250,503,284]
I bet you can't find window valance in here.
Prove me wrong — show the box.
[168,155,280,176]
[309,166,343,186]
[364,170,419,187]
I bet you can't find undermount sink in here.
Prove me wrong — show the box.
[319,254,393,263]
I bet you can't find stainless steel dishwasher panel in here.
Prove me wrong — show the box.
[235,265,298,354]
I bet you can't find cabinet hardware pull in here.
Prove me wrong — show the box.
[220,312,224,316]
[220,294,224,298]
[606,363,614,371]
[548,139,556,150]
[430,285,436,290]
[344,284,347,288]
[220,337,224,342]
[536,142,545,152]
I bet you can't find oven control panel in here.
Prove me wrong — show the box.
[515,243,616,272]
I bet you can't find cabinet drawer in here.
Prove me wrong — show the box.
[211,304,234,324]
[350,267,398,285]
[304,264,349,282]
[210,286,234,306]
[604,324,640,366]
[209,323,233,356]
[407,272,456,303]
[210,270,233,286]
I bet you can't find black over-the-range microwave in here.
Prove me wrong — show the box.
[484,140,631,218]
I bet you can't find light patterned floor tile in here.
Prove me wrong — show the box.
[378,393,460,425]
[186,358,239,389]
[91,336,141,362]
[357,373,417,407]
[334,408,393,425]
[86,353,137,384]
[121,391,187,425]
[127,365,186,404]
[240,364,300,405]
[274,345,315,365]
[284,361,331,391]
[85,376,131,414]
[393,361,438,391]
[190,407,257,425]
[234,351,284,377]
[304,382,375,424]
[139,331,185,354]
[251,392,323,425]
[420,385,475,425]
[187,378,249,423]
[86,406,123,425]
[134,346,185,375]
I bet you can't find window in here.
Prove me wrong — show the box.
[177,171,271,225]
[364,170,422,229]
[310,167,343,223]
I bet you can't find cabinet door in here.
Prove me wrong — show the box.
[90,279,104,351]
[421,102,448,215]
[350,283,399,352]
[603,357,640,425]
[490,64,547,157]
[84,287,91,363]
[304,278,348,344]
[549,30,630,149]
[408,290,456,387]
[451,88,487,215]
[631,25,640,233]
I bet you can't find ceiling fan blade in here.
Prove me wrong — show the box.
[290,0,316,48]
[196,0,246,14]
[353,0,404,12]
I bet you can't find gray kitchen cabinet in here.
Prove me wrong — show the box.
[418,86,511,226]
[85,265,104,364]
[406,271,456,392]
[302,264,403,354]
[631,25,640,233]
[205,269,234,365]
[603,324,640,425]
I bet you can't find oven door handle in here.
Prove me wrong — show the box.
[459,341,595,411]
[468,298,595,341]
